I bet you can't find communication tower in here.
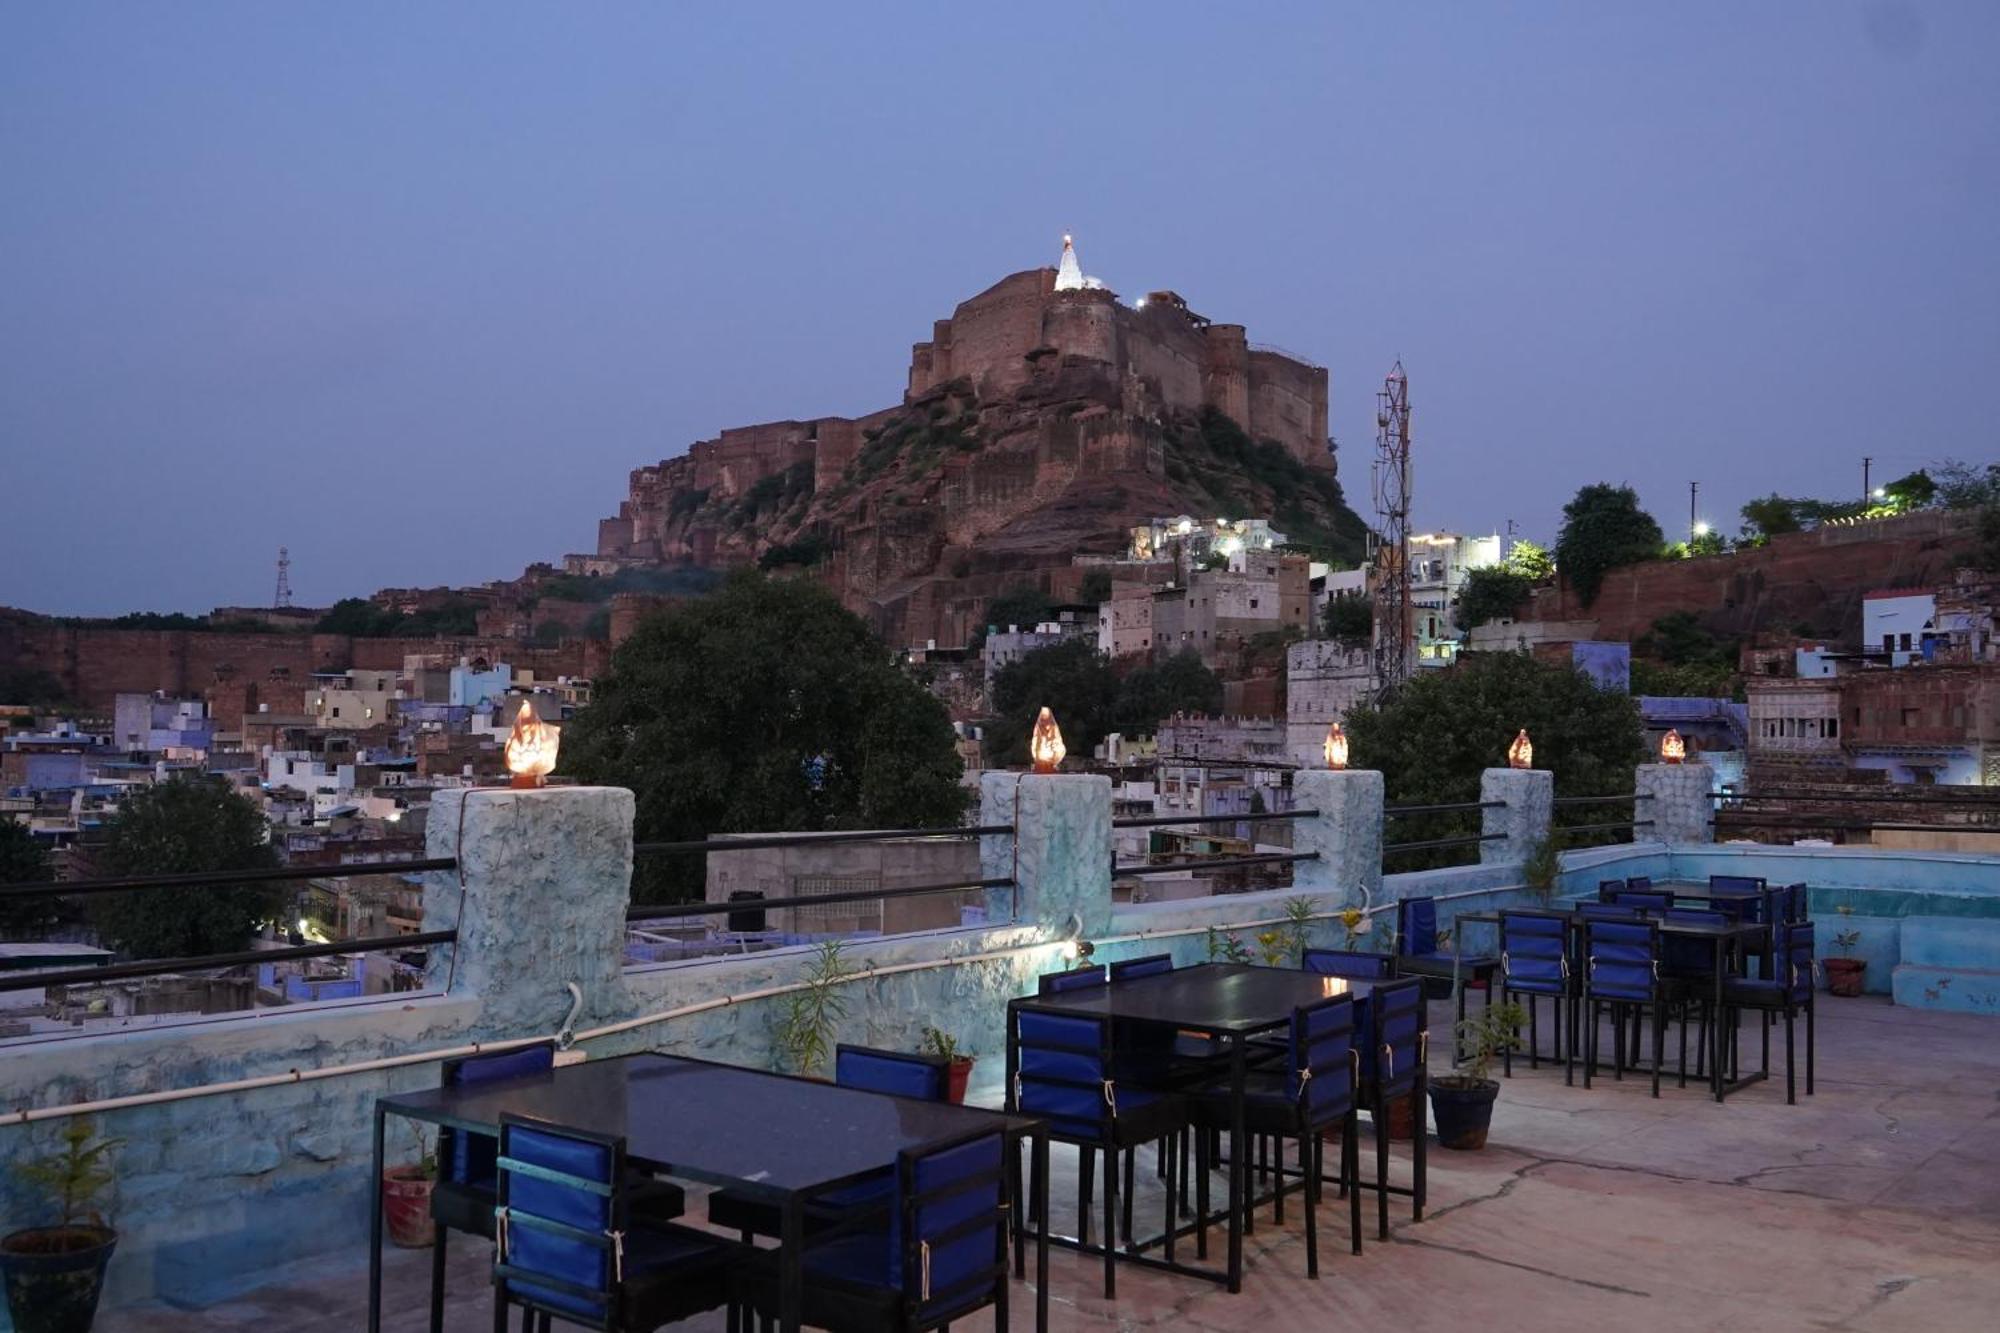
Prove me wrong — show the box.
[1372,362,1412,697]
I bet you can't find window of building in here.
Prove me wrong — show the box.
[1883,634,1895,654]
[1902,708,1919,727]
[1249,599,1258,609]
[1828,718,1838,738]
[1899,633,1912,652]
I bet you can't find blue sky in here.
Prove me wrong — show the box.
[3,2,1995,614]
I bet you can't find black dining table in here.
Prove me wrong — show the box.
[1455,909,1769,1101]
[369,1051,1051,1333]
[1007,962,1377,1294]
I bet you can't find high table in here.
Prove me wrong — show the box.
[368,1052,1051,1333]
[1455,910,1768,1101]
[1007,963,1378,1294]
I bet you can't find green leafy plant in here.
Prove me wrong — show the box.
[1522,831,1563,900]
[1255,930,1290,966]
[1337,906,1375,950]
[919,1025,966,1063]
[407,1124,438,1181]
[15,1117,122,1231]
[775,940,851,1078]
[1204,925,1251,964]
[1451,1000,1528,1086]
[1281,897,1316,963]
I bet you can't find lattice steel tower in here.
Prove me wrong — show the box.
[274,547,293,609]
[1372,361,1412,697]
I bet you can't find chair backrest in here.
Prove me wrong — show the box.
[835,1044,949,1101]
[1396,897,1440,957]
[1287,996,1356,1127]
[1011,1009,1112,1141]
[1577,902,1638,920]
[1584,919,1658,1002]
[1302,947,1395,981]
[1779,922,1816,1003]
[1596,879,1628,902]
[441,1041,556,1188]
[1371,979,1426,1098]
[1609,888,1674,915]
[1781,882,1809,923]
[494,1115,622,1325]
[895,1129,1006,1326]
[1037,963,1107,997]
[1109,953,1174,981]
[1661,907,1725,972]
[1499,911,1569,995]
[1625,875,1653,892]
[1710,874,1766,896]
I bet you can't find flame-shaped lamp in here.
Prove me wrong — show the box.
[1029,706,1066,774]
[1324,721,1349,770]
[1661,728,1686,765]
[1507,728,1533,770]
[504,701,560,789]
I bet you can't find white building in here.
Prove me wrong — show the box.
[1284,639,1373,767]
[1409,532,1503,668]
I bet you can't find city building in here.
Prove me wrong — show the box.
[1409,531,1502,668]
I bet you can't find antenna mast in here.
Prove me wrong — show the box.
[1372,361,1412,698]
[274,547,293,609]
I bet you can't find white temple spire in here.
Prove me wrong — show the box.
[1054,232,1087,291]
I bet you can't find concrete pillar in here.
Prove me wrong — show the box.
[1480,767,1554,865]
[1635,762,1715,844]
[424,786,634,1033]
[1291,768,1383,908]
[978,771,1112,937]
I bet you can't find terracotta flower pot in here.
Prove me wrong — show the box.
[1825,957,1866,998]
[381,1166,436,1249]
[945,1057,975,1105]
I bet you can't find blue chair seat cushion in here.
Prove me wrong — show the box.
[614,1222,741,1329]
[1723,976,1798,1008]
[1188,1073,1349,1136]
[734,1229,996,1330]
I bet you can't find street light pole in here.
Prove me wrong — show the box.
[1689,480,1699,542]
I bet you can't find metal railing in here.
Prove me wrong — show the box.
[1551,793,1652,807]
[1383,833,1506,855]
[1111,809,1318,830]
[1383,800,1505,817]
[0,857,459,998]
[1112,851,1319,878]
[628,822,1013,932]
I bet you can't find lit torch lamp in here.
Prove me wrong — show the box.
[1507,728,1533,770]
[504,701,560,789]
[1323,721,1348,770]
[1029,707,1066,775]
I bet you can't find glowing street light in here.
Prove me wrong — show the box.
[504,701,560,789]
[1692,522,1711,538]
[1507,729,1533,770]
[1661,728,1687,765]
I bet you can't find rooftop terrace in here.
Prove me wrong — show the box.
[93,994,2000,1331]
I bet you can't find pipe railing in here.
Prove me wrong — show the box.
[1558,820,1657,837]
[1111,808,1318,830]
[624,876,1011,924]
[0,857,458,903]
[0,930,457,996]
[1383,800,1505,817]
[1551,793,1651,806]
[1112,851,1318,878]
[1383,833,1507,855]
[633,825,1011,856]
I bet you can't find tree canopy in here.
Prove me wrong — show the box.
[0,818,55,935]
[314,597,480,638]
[88,776,283,959]
[561,573,970,902]
[1344,652,1647,867]
[1453,566,1534,631]
[987,641,1222,766]
[1555,484,1666,608]
[1324,592,1373,647]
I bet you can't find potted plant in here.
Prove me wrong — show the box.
[1,1116,122,1333]
[1204,925,1251,964]
[774,939,851,1079]
[1428,1000,1528,1150]
[380,1125,437,1249]
[920,1026,977,1104]
[1826,909,1866,997]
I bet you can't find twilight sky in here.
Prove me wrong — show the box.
[3,2,1996,615]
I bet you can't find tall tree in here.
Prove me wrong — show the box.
[89,776,283,959]
[1555,484,1665,608]
[562,573,970,902]
[1344,653,1648,868]
[1114,650,1224,733]
[0,818,55,935]
[1453,566,1534,631]
[1324,592,1373,647]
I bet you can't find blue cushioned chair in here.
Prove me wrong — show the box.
[1723,922,1816,1104]
[735,1128,1009,1333]
[1008,1007,1185,1298]
[1577,902,1638,921]
[1581,918,1681,1097]
[1302,947,1395,981]
[1391,898,1500,1041]
[1499,911,1573,1083]
[708,1045,947,1243]
[428,1044,686,1333]
[1709,874,1766,898]
[1109,953,1174,981]
[1626,875,1654,892]
[493,1115,740,1332]
[1596,878,1628,901]
[1356,978,1428,1240]
[1189,996,1360,1278]
[1608,888,1674,915]
[1038,963,1107,996]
